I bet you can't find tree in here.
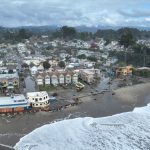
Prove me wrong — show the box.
[119,30,136,48]
[77,54,86,59]
[87,56,97,62]
[43,61,51,70]
[18,29,31,39]
[58,61,65,68]
[8,69,14,74]
[61,26,76,39]
[22,63,29,68]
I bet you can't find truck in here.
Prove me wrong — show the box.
[75,82,85,92]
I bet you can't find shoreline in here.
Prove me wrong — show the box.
[0,82,150,147]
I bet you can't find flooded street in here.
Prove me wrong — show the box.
[24,76,37,93]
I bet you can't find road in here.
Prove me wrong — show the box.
[24,76,37,93]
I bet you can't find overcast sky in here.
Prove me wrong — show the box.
[0,0,150,27]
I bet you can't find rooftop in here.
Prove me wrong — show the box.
[27,91,48,97]
[0,73,18,79]
[0,94,29,108]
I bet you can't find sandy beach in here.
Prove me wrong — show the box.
[0,82,150,148]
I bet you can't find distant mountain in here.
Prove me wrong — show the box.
[0,25,149,35]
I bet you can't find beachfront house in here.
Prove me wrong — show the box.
[79,69,100,84]
[27,91,50,108]
[65,74,72,84]
[36,74,44,85]
[72,73,78,84]
[59,74,65,84]
[45,74,50,85]
[51,74,58,86]
[116,66,133,77]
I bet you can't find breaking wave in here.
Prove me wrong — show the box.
[14,104,150,150]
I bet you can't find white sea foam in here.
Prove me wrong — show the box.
[14,104,150,150]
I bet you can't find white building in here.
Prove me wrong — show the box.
[51,74,58,85]
[30,66,38,75]
[27,91,50,108]
[72,73,78,84]
[59,74,65,84]
[65,74,72,84]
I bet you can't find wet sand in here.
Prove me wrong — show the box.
[0,83,150,147]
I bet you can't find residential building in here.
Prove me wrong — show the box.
[44,73,50,85]
[36,73,44,85]
[27,91,50,108]
[65,73,72,84]
[51,74,59,86]
[116,66,133,77]
[79,69,101,84]
[30,66,38,75]
[59,74,65,84]
[0,72,19,88]
[72,73,78,84]
[35,70,78,85]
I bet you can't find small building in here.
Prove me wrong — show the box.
[59,74,65,84]
[116,66,133,77]
[27,91,50,108]
[65,74,72,84]
[30,66,38,76]
[72,73,78,84]
[79,69,100,84]
[0,95,30,113]
[37,64,44,72]
[44,74,50,85]
[36,74,44,85]
[51,74,58,86]
[0,72,19,88]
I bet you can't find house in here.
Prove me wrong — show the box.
[116,66,133,77]
[44,73,50,85]
[35,70,79,86]
[37,64,44,72]
[0,94,30,113]
[36,73,44,85]
[65,73,72,84]
[59,74,65,84]
[30,66,38,76]
[0,72,19,88]
[72,73,78,84]
[51,74,58,86]
[27,91,50,108]
[79,69,101,84]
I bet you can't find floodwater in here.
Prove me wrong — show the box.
[24,76,37,93]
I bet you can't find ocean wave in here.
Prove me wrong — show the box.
[14,104,150,150]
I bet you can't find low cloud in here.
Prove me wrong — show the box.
[0,0,149,27]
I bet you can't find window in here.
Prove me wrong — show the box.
[44,97,45,99]
[35,98,38,102]
[32,98,34,100]
[39,98,42,101]
[36,104,38,106]
[46,96,47,98]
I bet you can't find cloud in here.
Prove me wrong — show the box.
[0,0,149,27]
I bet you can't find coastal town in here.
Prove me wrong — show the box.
[0,29,150,114]
[0,26,150,149]
[0,0,150,149]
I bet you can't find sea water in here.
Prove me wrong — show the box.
[14,104,150,150]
